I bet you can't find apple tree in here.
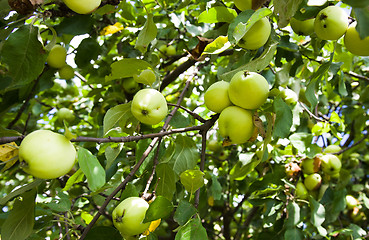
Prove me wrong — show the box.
[1,0,369,239]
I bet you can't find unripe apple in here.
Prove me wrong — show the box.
[56,108,75,123]
[218,106,254,145]
[344,21,369,56]
[295,181,309,200]
[204,81,232,113]
[47,45,67,69]
[321,154,341,175]
[58,65,75,80]
[158,45,168,58]
[290,17,315,36]
[123,77,140,94]
[134,69,156,86]
[346,195,360,210]
[207,139,222,153]
[234,0,252,11]
[63,0,101,14]
[300,157,321,175]
[166,45,176,56]
[304,173,322,191]
[112,197,151,237]
[131,88,168,125]
[314,5,348,40]
[19,130,76,179]
[238,17,271,50]
[324,144,342,159]
[228,71,269,110]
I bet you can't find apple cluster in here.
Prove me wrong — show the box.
[290,5,369,56]
[293,145,343,201]
[204,70,269,145]
[46,44,75,80]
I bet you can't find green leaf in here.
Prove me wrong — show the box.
[45,191,72,212]
[198,6,237,23]
[55,15,94,36]
[143,196,174,223]
[273,96,292,138]
[343,0,369,8]
[0,179,43,205]
[210,175,222,200]
[273,0,303,28]
[289,132,321,158]
[1,189,36,240]
[156,163,177,200]
[105,59,153,81]
[309,196,325,228]
[173,200,197,226]
[286,202,301,228]
[103,102,139,135]
[203,36,231,55]
[284,227,303,240]
[1,25,47,90]
[174,217,208,240]
[75,38,102,68]
[230,153,260,181]
[78,147,106,192]
[161,135,199,175]
[62,169,85,192]
[135,13,157,53]
[84,226,122,240]
[228,8,272,44]
[105,144,124,169]
[180,169,205,195]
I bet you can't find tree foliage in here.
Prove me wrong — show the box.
[1,0,369,239]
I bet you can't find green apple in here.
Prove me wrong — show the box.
[300,157,321,174]
[234,0,252,11]
[304,173,322,191]
[344,21,369,56]
[295,181,309,200]
[218,106,254,145]
[58,65,75,80]
[63,0,101,14]
[321,154,341,175]
[238,17,271,50]
[112,197,151,237]
[228,71,269,110]
[346,195,360,210]
[166,45,176,56]
[56,108,75,123]
[314,5,348,40]
[134,69,156,86]
[131,88,168,125]
[47,44,67,69]
[123,77,140,94]
[208,139,222,153]
[19,130,76,179]
[158,45,168,58]
[324,144,342,159]
[204,81,232,113]
[290,17,315,36]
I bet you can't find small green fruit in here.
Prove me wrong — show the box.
[123,77,140,94]
[56,108,75,123]
[238,17,271,50]
[300,157,321,175]
[295,181,309,200]
[47,45,67,69]
[204,81,232,113]
[290,18,315,36]
[304,173,322,191]
[321,154,341,175]
[58,65,75,80]
[314,5,348,40]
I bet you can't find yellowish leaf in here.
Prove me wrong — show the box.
[143,218,161,236]
[100,22,124,36]
[0,142,19,172]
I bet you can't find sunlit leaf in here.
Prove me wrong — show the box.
[198,6,237,23]
[135,13,157,53]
